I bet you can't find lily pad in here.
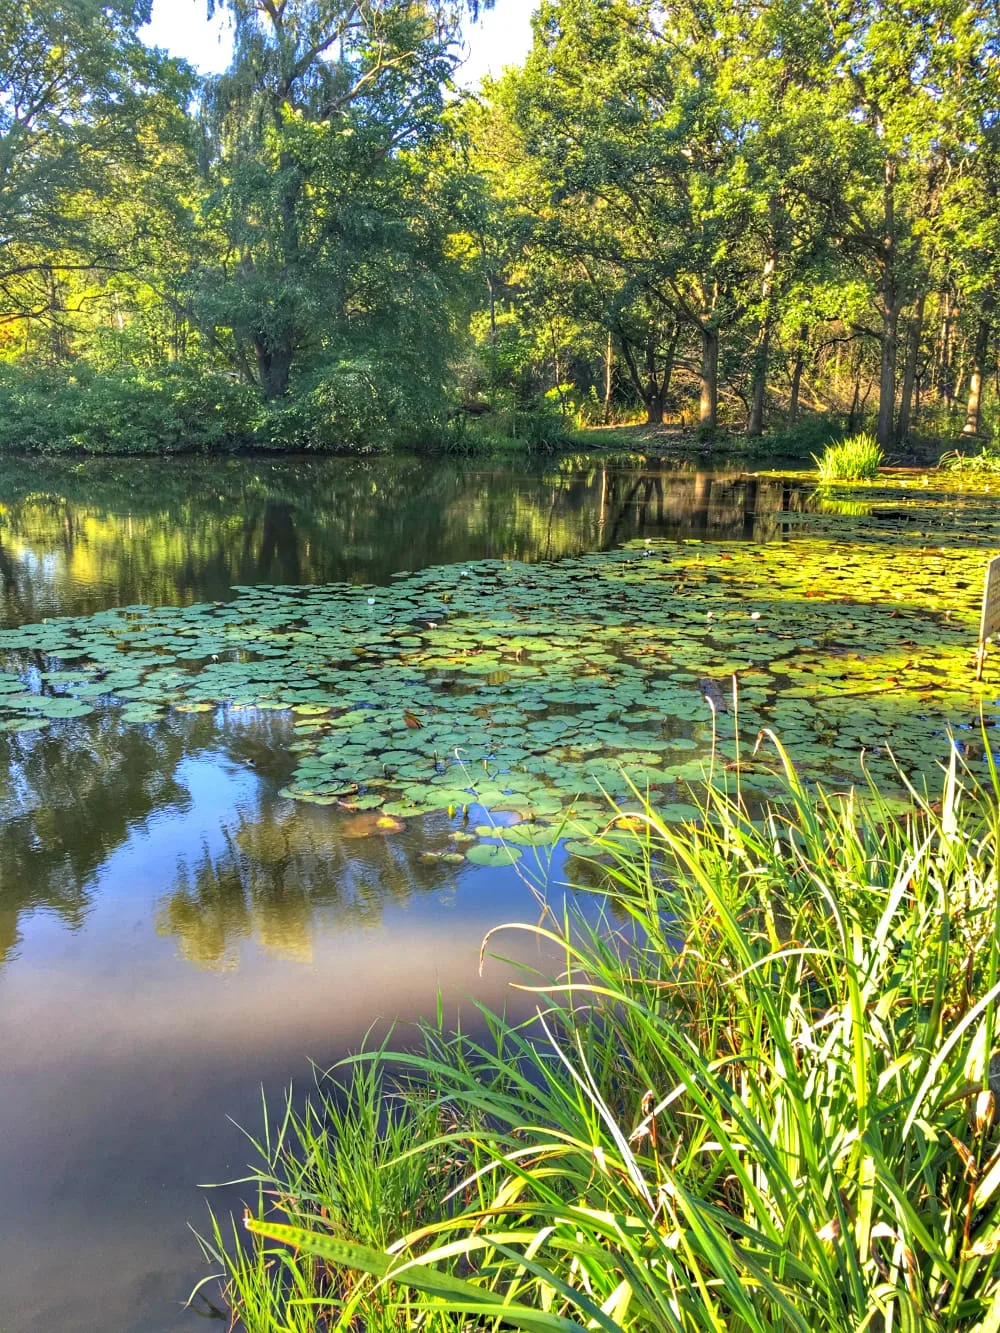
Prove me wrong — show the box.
[465,843,523,866]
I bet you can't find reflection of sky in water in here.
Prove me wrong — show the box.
[0,739,570,1332]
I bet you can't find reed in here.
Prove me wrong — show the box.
[814,432,885,480]
[939,446,1000,475]
[206,741,1000,1332]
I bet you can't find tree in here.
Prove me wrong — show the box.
[197,0,467,400]
[0,1,193,334]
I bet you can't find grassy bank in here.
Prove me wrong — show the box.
[196,743,1000,1331]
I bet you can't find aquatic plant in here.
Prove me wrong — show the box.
[813,432,885,481]
[210,744,1000,1331]
[0,475,996,859]
[192,1053,462,1329]
[940,446,1000,475]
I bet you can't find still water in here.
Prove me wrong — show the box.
[0,453,806,1331]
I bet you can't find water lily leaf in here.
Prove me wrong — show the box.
[564,839,601,858]
[465,843,523,866]
[339,794,385,811]
[0,716,49,732]
[494,822,557,846]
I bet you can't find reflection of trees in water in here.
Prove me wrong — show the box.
[0,457,813,624]
[0,709,293,966]
[0,713,204,962]
[0,456,815,962]
[155,802,442,970]
[597,468,808,545]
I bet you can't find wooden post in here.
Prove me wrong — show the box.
[977,555,1000,681]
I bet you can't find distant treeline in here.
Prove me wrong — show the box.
[1,1,998,452]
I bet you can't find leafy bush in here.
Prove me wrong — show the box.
[814,430,885,480]
[411,402,574,456]
[0,363,261,453]
[764,413,848,458]
[0,358,456,455]
[205,744,1000,1333]
[253,361,398,452]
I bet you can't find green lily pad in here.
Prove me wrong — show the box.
[465,843,523,866]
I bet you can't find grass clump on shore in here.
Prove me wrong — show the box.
[814,431,885,481]
[199,742,1000,1332]
[940,445,1000,475]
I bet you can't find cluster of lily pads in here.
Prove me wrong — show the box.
[0,472,997,863]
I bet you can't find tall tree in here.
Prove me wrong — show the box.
[199,0,466,399]
[0,1,191,332]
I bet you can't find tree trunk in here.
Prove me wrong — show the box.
[964,310,991,435]
[896,293,925,444]
[747,226,777,437]
[848,355,863,432]
[255,334,294,400]
[788,327,808,424]
[877,301,900,450]
[938,289,955,408]
[699,326,719,431]
[603,331,614,425]
[747,319,771,436]
[876,156,899,451]
[617,323,677,425]
[954,335,968,405]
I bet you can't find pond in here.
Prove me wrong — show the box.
[0,452,812,1332]
[0,452,996,1331]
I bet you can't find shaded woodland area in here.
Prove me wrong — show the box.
[1,0,999,451]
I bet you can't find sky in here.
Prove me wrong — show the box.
[139,0,537,88]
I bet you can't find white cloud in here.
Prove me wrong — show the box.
[139,0,233,75]
[140,0,535,84]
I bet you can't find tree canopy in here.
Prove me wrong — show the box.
[1,0,999,451]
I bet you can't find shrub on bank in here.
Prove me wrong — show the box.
[199,744,1000,1332]
[0,360,450,455]
[0,362,262,453]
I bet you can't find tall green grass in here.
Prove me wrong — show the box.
[939,446,1000,475]
[201,743,1000,1332]
[814,432,885,481]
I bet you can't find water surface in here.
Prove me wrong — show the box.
[0,453,806,1331]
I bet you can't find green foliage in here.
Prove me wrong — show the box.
[4,0,1000,452]
[940,446,1000,475]
[0,1,194,333]
[814,432,885,481]
[217,746,1000,1331]
[762,414,847,458]
[254,359,445,453]
[193,1052,463,1331]
[0,358,457,454]
[0,363,260,454]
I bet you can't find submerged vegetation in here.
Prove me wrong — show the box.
[814,432,885,482]
[200,746,1000,1331]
